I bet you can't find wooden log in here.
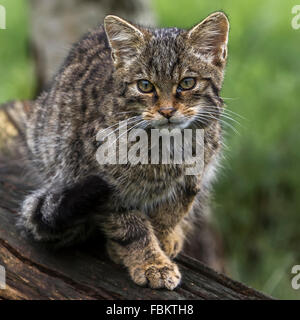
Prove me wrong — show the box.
[0,155,272,300]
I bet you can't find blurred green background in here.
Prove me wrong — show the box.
[0,0,35,102]
[0,0,299,299]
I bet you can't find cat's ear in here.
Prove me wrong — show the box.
[187,12,229,67]
[104,15,145,67]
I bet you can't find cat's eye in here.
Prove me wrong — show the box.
[137,80,154,93]
[178,77,196,91]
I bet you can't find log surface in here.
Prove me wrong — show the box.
[0,158,272,300]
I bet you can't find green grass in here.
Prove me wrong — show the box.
[154,0,300,299]
[0,0,35,103]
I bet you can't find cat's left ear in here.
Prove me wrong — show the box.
[104,15,145,67]
[187,12,229,67]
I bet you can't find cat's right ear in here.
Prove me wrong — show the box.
[104,15,145,67]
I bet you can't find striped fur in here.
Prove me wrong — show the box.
[13,12,230,290]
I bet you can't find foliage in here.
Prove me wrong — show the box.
[0,0,35,103]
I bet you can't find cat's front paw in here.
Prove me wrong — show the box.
[159,226,184,259]
[129,260,181,290]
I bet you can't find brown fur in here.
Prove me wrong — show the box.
[10,12,230,290]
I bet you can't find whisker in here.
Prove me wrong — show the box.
[98,117,142,141]
[116,111,138,115]
[139,120,150,130]
[98,116,140,135]
[221,109,245,120]
[220,97,240,101]
[219,113,242,126]
[195,114,240,136]
[193,118,230,151]
[205,105,246,120]
[224,109,246,120]
[191,117,208,128]
[208,94,240,101]
[199,110,242,126]
[107,120,148,150]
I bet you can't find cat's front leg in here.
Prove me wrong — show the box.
[158,224,185,259]
[150,191,198,259]
[100,211,181,290]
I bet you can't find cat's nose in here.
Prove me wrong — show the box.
[158,107,176,119]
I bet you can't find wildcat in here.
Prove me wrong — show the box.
[13,12,229,290]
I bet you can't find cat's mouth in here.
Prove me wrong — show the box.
[150,118,191,130]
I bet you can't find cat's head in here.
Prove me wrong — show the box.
[104,12,229,129]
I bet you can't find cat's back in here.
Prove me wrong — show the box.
[60,24,112,79]
[34,24,113,115]
[26,25,113,172]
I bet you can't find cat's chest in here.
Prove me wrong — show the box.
[109,164,198,210]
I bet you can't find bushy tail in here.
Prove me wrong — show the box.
[0,100,32,140]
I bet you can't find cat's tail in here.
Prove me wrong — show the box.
[0,100,32,140]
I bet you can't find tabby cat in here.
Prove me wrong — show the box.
[15,12,229,290]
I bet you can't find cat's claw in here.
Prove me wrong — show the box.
[129,261,181,290]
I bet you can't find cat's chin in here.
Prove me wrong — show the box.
[151,120,191,130]
[152,124,184,130]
